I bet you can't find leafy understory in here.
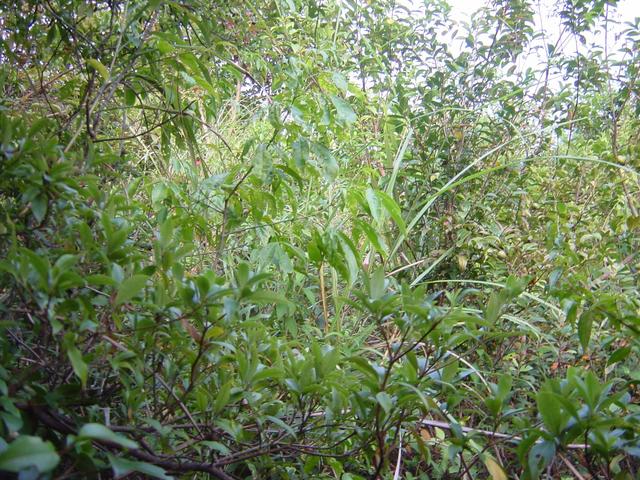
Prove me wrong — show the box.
[0,0,639,479]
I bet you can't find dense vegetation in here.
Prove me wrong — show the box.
[0,0,639,478]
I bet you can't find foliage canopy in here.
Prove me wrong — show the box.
[0,0,639,478]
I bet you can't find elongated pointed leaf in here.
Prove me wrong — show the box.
[536,391,566,436]
[108,455,172,480]
[578,310,593,352]
[67,346,88,387]
[366,188,383,225]
[87,58,110,81]
[78,424,139,449]
[375,190,406,234]
[115,274,149,305]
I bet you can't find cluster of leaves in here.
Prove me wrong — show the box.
[0,0,639,478]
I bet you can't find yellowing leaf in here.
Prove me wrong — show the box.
[205,326,225,340]
[627,216,640,230]
[87,58,110,81]
[484,456,507,480]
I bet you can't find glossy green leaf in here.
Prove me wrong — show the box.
[0,436,59,473]
[67,346,88,387]
[78,424,139,449]
[536,391,566,436]
[607,346,630,366]
[108,454,172,479]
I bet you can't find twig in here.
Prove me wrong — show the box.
[420,419,589,450]
[319,263,329,332]
[559,453,587,480]
[153,373,203,438]
[392,431,403,480]
[94,101,197,143]
[20,403,237,480]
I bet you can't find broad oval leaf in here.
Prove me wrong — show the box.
[536,391,566,436]
[0,436,59,473]
[115,274,149,306]
[330,94,357,124]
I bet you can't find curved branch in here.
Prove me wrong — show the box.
[20,404,237,480]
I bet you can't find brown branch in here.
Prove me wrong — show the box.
[94,100,197,143]
[217,165,254,261]
[20,404,237,480]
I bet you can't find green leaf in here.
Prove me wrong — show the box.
[536,391,566,436]
[348,357,379,383]
[607,346,630,366]
[528,440,556,478]
[87,58,110,81]
[86,274,116,286]
[78,423,139,449]
[20,248,50,288]
[370,267,385,301]
[357,220,388,257]
[366,188,383,225]
[124,88,136,106]
[247,290,294,309]
[108,454,172,479]
[213,381,232,414]
[330,95,357,124]
[0,436,59,473]
[53,254,78,272]
[578,310,593,352]
[152,183,168,204]
[337,232,360,287]
[266,415,297,438]
[311,143,338,181]
[504,275,527,298]
[115,274,149,305]
[376,391,393,415]
[485,292,504,324]
[308,239,323,264]
[563,299,578,324]
[292,137,309,169]
[31,194,47,223]
[67,346,88,387]
[201,441,230,455]
[332,72,348,93]
[375,190,406,234]
[497,374,512,400]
